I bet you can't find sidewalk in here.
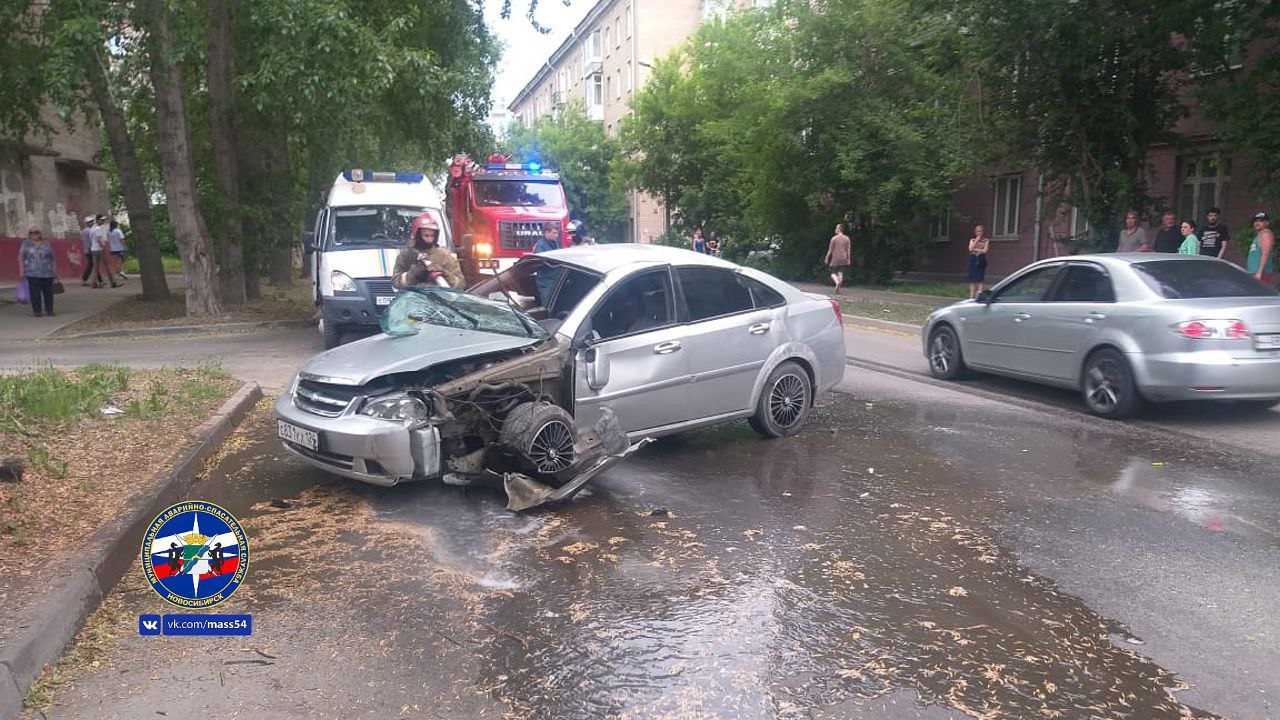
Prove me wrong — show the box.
[791,281,958,307]
[0,276,183,342]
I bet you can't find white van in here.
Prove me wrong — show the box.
[307,170,450,348]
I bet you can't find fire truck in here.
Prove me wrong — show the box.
[445,154,570,286]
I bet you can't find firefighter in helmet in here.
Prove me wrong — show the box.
[392,212,464,289]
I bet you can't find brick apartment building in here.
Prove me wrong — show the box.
[1,108,109,281]
[508,0,749,243]
[917,64,1272,280]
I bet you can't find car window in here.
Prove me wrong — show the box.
[590,270,675,340]
[741,275,786,308]
[1133,260,1279,299]
[676,267,755,321]
[471,258,602,317]
[1050,265,1115,302]
[992,265,1062,303]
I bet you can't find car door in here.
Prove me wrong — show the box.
[674,266,781,419]
[962,263,1064,372]
[1028,263,1116,382]
[573,267,691,435]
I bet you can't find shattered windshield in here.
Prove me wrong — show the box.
[380,286,547,339]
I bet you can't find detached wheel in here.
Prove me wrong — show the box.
[927,325,966,380]
[1081,348,1141,419]
[500,402,578,477]
[749,361,812,438]
[321,319,342,350]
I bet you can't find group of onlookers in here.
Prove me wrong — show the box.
[16,214,129,318]
[1121,207,1273,282]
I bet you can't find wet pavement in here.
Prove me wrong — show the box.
[27,371,1280,718]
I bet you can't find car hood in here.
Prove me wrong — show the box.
[300,325,541,386]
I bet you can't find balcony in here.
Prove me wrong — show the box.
[583,59,602,78]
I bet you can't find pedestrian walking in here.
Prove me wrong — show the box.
[90,214,120,288]
[823,223,852,295]
[691,228,707,254]
[108,220,129,279]
[1116,211,1149,252]
[967,224,991,299]
[1247,211,1275,283]
[79,215,96,285]
[1198,207,1230,259]
[1177,220,1200,255]
[17,227,57,317]
[1153,211,1181,253]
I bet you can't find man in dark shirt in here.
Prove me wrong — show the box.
[1198,206,1231,258]
[1153,211,1182,253]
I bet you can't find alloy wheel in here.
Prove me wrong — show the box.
[930,333,954,375]
[1085,360,1123,412]
[768,374,808,429]
[528,420,575,473]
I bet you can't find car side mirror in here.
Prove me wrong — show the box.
[975,290,993,304]
[300,230,317,253]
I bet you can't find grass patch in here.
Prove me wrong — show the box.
[0,364,130,433]
[122,254,184,274]
[878,281,969,299]
[838,298,938,326]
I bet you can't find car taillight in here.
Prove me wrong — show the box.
[1172,319,1250,339]
[829,298,842,323]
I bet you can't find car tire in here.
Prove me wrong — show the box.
[749,361,813,439]
[927,325,967,380]
[321,320,342,350]
[1081,348,1142,419]
[500,402,578,479]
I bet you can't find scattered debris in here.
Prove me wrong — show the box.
[947,586,969,597]
[269,498,302,510]
[99,405,124,416]
[0,458,24,483]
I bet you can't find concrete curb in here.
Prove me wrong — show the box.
[0,381,262,719]
[57,318,315,340]
[842,313,923,334]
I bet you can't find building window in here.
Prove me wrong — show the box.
[626,62,633,93]
[587,31,601,62]
[992,174,1021,238]
[589,73,603,108]
[603,27,611,56]
[626,6,633,36]
[615,18,622,47]
[1069,206,1090,242]
[605,74,613,102]
[929,212,950,242]
[615,70,623,99]
[1179,155,1231,223]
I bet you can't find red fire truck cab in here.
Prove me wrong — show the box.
[446,153,570,286]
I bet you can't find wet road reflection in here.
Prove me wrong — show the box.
[174,393,1276,719]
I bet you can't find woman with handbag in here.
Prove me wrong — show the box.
[17,227,58,317]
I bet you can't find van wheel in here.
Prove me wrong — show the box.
[500,402,578,480]
[1081,348,1141,419]
[321,320,342,349]
[749,361,812,438]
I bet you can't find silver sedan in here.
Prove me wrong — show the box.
[275,244,846,504]
[922,254,1280,418]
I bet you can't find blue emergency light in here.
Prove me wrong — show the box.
[342,169,425,183]
[484,162,546,173]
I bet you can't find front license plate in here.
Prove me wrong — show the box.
[375,295,394,306]
[1254,333,1280,350]
[277,419,319,451]
[478,259,500,269]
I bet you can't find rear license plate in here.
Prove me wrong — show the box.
[278,420,319,451]
[478,259,500,270]
[1255,333,1280,350]
[375,295,394,306]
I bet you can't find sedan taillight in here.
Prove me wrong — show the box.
[829,298,842,324]
[1172,319,1250,339]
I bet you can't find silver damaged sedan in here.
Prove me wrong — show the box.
[922,254,1280,418]
[276,244,846,506]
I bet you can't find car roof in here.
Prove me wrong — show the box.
[1026,253,1231,271]
[539,243,739,274]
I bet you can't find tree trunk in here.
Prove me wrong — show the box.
[140,0,222,316]
[206,0,246,305]
[265,132,295,286]
[84,49,170,301]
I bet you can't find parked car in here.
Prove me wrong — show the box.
[275,244,846,507]
[922,254,1280,418]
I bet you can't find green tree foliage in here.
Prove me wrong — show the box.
[505,103,630,241]
[621,2,978,280]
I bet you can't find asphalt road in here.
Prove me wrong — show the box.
[8,321,1280,719]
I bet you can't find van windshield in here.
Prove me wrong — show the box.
[328,206,442,248]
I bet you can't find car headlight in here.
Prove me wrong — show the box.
[331,270,356,293]
[359,394,430,421]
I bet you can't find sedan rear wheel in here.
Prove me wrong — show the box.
[1081,348,1141,419]
[749,361,812,438]
[927,325,966,380]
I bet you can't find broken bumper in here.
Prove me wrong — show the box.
[273,392,441,486]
